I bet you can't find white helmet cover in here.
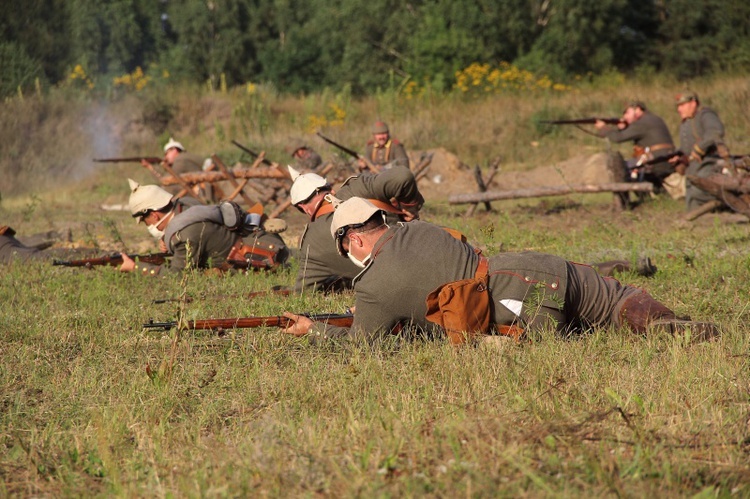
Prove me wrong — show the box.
[128,178,174,222]
[288,165,328,205]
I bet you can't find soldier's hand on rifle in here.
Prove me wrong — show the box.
[669,153,689,175]
[119,253,136,272]
[281,312,314,337]
[397,200,422,221]
[356,157,368,171]
[594,119,607,130]
[158,239,168,253]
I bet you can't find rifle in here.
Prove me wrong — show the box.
[630,151,683,171]
[152,287,291,305]
[143,312,354,331]
[540,117,622,126]
[231,140,274,166]
[52,252,170,269]
[93,157,162,164]
[316,132,381,173]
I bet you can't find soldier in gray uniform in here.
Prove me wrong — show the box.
[121,179,288,275]
[282,198,718,344]
[288,164,423,293]
[358,121,409,171]
[286,140,323,172]
[595,101,676,188]
[0,226,50,264]
[669,92,727,211]
[159,137,210,175]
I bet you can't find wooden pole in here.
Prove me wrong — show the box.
[449,182,654,205]
[465,161,500,217]
[211,154,256,206]
[159,166,290,186]
[160,163,209,204]
[683,200,723,221]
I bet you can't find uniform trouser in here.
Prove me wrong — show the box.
[561,262,664,333]
[507,262,638,333]
[0,235,44,264]
[685,159,719,211]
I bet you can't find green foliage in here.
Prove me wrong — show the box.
[0,42,45,99]
[3,0,750,93]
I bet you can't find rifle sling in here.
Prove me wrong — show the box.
[314,198,401,219]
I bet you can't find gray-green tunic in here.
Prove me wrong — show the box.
[136,199,288,276]
[677,107,726,210]
[600,111,676,179]
[294,165,424,292]
[312,221,643,343]
[364,139,409,169]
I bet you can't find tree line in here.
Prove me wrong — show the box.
[2,0,749,98]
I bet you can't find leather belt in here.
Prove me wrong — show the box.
[648,143,674,152]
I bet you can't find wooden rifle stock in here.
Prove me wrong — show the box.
[541,117,622,126]
[52,252,170,268]
[143,312,354,331]
[630,151,682,171]
[93,156,162,164]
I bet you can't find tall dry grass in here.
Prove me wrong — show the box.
[3,74,749,198]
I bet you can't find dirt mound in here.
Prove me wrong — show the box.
[408,147,477,200]
[408,150,613,201]
[486,153,614,190]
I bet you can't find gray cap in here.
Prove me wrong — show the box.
[371,121,389,134]
[675,92,698,105]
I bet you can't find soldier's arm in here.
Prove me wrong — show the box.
[601,121,644,143]
[693,109,725,159]
[344,165,424,215]
[308,292,399,344]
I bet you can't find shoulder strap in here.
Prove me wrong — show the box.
[474,248,489,280]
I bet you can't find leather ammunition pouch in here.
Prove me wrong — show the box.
[425,251,491,345]
[227,240,282,271]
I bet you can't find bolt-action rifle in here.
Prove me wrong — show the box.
[540,117,623,126]
[230,140,275,166]
[93,156,162,164]
[629,151,683,172]
[316,132,381,173]
[52,252,170,269]
[143,312,354,332]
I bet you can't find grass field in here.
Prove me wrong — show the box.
[2,75,750,496]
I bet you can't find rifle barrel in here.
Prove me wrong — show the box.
[142,312,353,331]
[53,252,169,268]
[231,140,273,166]
[541,117,621,125]
[93,156,162,164]
[316,132,360,159]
